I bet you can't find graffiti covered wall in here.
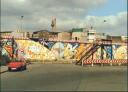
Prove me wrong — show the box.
[1,39,127,63]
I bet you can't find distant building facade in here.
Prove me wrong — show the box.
[71,28,88,42]
[48,32,58,40]
[87,29,96,42]
[32,30,59,40]
[107,36,122,43]
[0,31,12,38]
[121,36,128,43]
[71,28,108,42]
[0,31,33,38]
[32,30,49,40]
[96,33,107,40]
[58,32,71,40]
[11,30,33,38]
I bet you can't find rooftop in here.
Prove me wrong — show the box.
[0,31,12,33]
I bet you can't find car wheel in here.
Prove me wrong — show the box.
[21,66,26,70]
[20,66,24,71]
[24,65,27,70]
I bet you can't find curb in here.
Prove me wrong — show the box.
[0,66,8,74]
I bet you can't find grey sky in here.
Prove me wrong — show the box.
[1,0,127,36]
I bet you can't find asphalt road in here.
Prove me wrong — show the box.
[0,63,127,91]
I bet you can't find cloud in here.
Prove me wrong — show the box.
[78,11,127,36]
[56,11,127,36]
[1,0,127,36]
[1,0,107,17]
[1,0,107,31]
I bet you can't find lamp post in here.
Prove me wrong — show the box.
[100,20,107,59]
[0,25,1,62]
[20,16,24,32]
[12,37,15,60]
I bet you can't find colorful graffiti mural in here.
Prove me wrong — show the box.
[1,38,127,63]
[114,46,127,59]
[15,40,56,61]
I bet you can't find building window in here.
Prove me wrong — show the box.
[88,33,95,35]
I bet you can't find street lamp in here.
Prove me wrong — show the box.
[20,16,24,32]
[0,25,1,62]
[12,37,15,60]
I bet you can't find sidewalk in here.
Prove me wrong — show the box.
[0,66,8,74]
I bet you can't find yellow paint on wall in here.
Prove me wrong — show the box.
[75,44,88,60]
[15,40,56,61]
[114,46,127,59]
